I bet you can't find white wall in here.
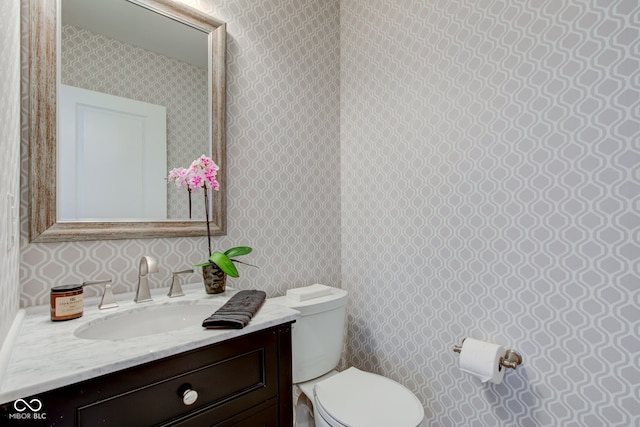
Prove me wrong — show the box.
[0,0,21,344]
[341,0,639,425]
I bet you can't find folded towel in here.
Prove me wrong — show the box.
[202,290,266,329]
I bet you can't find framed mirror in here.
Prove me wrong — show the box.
[26,0,226,242]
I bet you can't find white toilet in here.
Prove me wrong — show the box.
[272,284,425,427]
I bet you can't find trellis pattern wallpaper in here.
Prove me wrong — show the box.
[0,0,21,344]
[341,0,639,426]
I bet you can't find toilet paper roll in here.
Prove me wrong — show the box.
[459,338,507,384]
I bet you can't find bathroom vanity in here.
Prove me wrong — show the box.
[0,286,299,426]
[36,324,291,426]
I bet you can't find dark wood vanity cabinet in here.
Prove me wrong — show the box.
[1,323,293,427]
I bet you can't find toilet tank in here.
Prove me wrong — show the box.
[271,285,348,383]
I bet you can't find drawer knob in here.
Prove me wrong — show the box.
[182,389,199,406]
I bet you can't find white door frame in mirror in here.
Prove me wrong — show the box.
[26,0,227,242]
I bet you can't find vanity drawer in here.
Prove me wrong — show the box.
[36,324,293,427]
[77,346,274,426]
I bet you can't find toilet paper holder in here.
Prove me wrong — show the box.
[453,338,523,370]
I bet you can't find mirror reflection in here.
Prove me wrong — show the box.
[26,0,227,242]
[60,0,209,221]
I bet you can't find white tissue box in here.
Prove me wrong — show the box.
[286,284,333,302]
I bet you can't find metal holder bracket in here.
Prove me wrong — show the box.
[453,338,523,371]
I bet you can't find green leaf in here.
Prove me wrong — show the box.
[224,246,252,257]
[194,262,213,267]
[209,252,239,277]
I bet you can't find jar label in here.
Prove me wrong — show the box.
[55,294,84,317]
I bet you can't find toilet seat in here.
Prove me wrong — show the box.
[313,367,424,427]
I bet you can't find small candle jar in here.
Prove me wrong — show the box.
[50,284,84,321]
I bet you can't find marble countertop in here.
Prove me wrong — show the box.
[0,284,299,405]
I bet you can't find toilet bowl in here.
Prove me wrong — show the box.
[308,367,424,427]
[272,284,425,427]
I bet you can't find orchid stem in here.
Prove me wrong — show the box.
[204,186,212,257]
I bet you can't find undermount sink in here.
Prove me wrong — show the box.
[74,302,217,341]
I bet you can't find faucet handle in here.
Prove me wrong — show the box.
[83,279,118,310]
[168,269,194,298]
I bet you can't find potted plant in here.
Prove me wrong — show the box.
[196,246,256,294]
[168,156,256,294]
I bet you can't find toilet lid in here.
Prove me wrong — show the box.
[313,367,424,427]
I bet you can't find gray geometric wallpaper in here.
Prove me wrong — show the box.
[19,0,341,306]
[0,0,21,344]
[9,0,638,425]
[341,0,639,426]
[61,24,208,219]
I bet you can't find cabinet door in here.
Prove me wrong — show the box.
[29,324,293,427]
[59,84,167,220]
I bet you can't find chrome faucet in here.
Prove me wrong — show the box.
[135,256,158,303]
[167,269,194,298]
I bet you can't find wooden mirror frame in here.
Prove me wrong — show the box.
[26,0,226,242]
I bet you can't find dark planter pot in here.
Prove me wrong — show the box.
[202,263,226,294]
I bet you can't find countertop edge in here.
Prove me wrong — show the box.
[0,310,26,384]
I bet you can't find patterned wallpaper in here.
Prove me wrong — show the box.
[10,0,638,425]
[19,0,341,304]
[61,24,208,219]
[0,0,21,344]
[341,0,639,426]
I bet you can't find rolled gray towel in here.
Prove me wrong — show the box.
[202,290,266,329]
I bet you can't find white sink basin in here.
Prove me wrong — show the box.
[74,302,217,341]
